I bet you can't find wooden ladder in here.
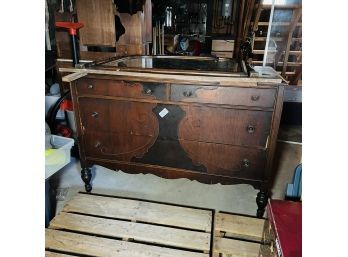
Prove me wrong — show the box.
[250,2,302,85]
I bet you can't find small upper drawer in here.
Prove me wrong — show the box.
[170,85,276,108]
[76,78,167,100]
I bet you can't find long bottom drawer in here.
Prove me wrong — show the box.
[83,130,266,180]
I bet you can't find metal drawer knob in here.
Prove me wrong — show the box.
[183,91,193,97]
[247,125,255,134]
[95,141,101,148]
[241,159,250,168]
[251,95,260,101]
[91,112,99,118]
[87,84,94,89]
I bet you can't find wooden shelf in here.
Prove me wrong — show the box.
[254,37,302,42]
[257,4,301,10]
[253,49,276,54]
[252,22,302,26]
[253,50,302,55]
[252,61,302,67]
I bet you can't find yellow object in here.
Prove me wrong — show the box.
[45,149,67,165]
[166,46,173,53]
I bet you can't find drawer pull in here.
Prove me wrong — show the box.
[251,95,260,101]
[247,125,255,134]
[183,91,193,97]
[241,159,250,168]
[87,84,94,89]
[91,112,99,118]
[94,141,101,148]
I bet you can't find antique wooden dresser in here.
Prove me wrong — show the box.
[60,55,284,217]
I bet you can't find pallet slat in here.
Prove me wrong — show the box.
[50,212,210,251]
[45,252,76,257]
[63,193,212,232]
[214,237,260,257]
[46,229,208,257]
[215,213,264,242]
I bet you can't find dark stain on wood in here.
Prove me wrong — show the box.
[132,104,208,172]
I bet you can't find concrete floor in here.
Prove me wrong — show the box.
[49,125,302,217]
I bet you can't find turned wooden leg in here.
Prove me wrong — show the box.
[256,190,268,218]
[81,168,92,192]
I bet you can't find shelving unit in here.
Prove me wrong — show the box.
[250,2,302,85]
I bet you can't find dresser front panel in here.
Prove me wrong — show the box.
[83,130,266,180]
[135,138,266,180]
[79,98,159,136]
[178,105,272,147]
[74,76,281,186]
[83,130,157,162]
[178,140,266,180]
[77,78,167,100]
[170,85,277,108]
[80,98,160,162]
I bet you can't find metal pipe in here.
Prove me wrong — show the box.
[71,34,79,66]
[152,27,155,54]
[162,23,164,55]
[158,21,161,54]
[263,0,276,66]
[153,26,156,55]
[234,0,246,59]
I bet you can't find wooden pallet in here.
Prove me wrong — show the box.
[46,192,213,257]
[45,192,274,257]
[212,212,266,257]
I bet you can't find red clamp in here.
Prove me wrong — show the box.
[55,22,84,36]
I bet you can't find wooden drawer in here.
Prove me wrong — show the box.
[83,130,158,162]
[80,98,271,148]
[76,78,167,100]
[79,98,159,135]
[179,106,272,147]
[179,140,266,180]
[171,85,276,108]
[84,132,266,180]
